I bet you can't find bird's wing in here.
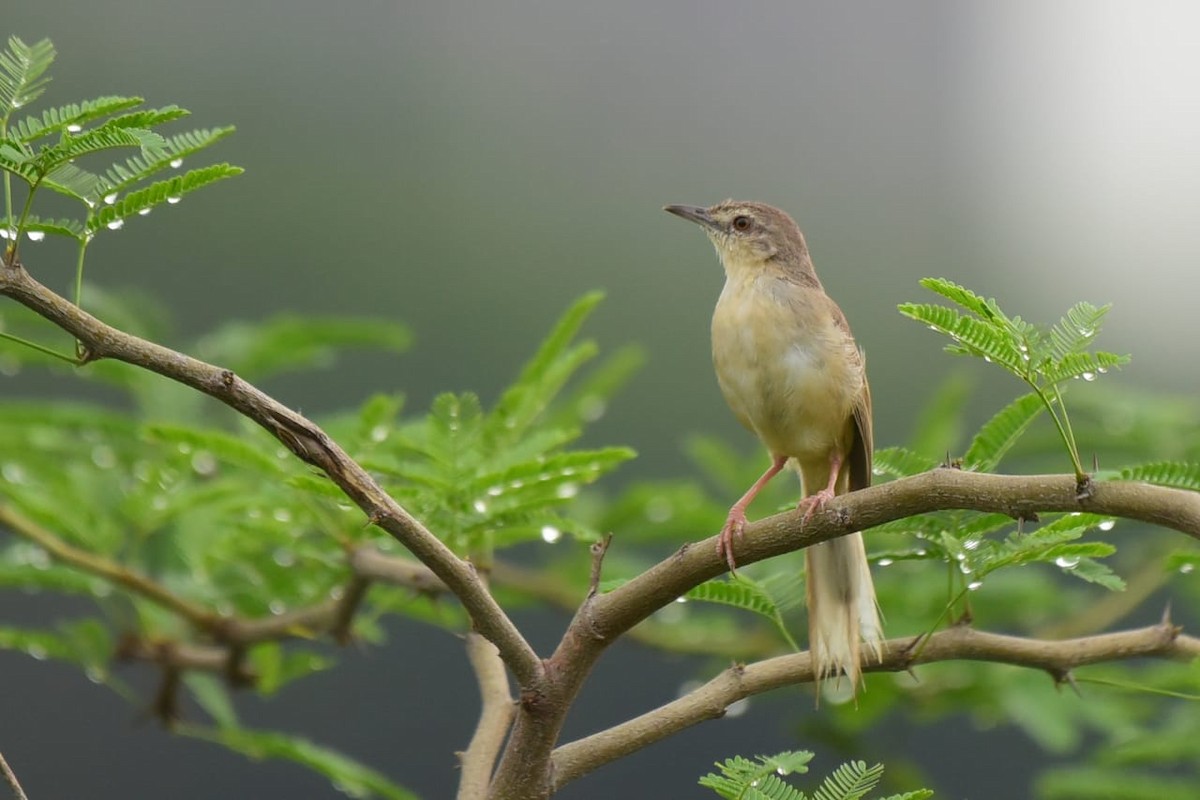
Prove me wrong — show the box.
[848,367,873,493]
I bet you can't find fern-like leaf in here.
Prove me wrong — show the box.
[897,302,1025,373]
[686,577,799,650]
[0,37,56,119]
[94,127,235,196]
[872,446,939,480]
[8,96,144,141]
[0,214,85,241]
[87,163,243,231]
[1046,301,1110,363]
[36,125,164,172]
[1119,462,1200,492]
[196,314,410,381]
[39,161,104,202]
[963,393,1044,471]
[488,291,603,443]
[813,760,885,800]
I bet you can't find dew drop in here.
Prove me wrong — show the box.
[540,525,562,543]
[369,424,389,443]
[877,558,894,567]
[983,355,993,363]
[103,192,118,205]
[66,123,82,133]
[272,507,293,523]
[1180,563,1194,574]
[486,486,503,497]
[963,538,981,551]
[27,644,47,661]
[645,497,674,523]
[2,462,28,484]
[725,697,750,718]
[166,196,181,205]
[90,445,117,469]
[967,580,983,591]
[191,451,218,476]
[579,395,607,422]
[473,499,488,513]
[268,600,286,616]
[1081,372,1096,382]
[169,157,184,168]
[85,666,106,684]
[556,482,579,499]
[138,208,151,216]
[1098,520,1115,532]
[0,229,9,239]
[26,230,45,242]
[106,219,124,231]
[1055,555,1080,569]
[675,596,688,603]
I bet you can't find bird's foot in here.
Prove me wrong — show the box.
[799,488,836,525]
[716,510,747,574]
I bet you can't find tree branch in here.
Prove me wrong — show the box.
[489,469,1200,798]
[587,469,1200,648]
[0,258,543,688]
[550,622,1200,791]
[0,751,29,800]
[458,632,516,800]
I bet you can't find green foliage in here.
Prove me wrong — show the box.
[183,725,418,800]
[699,751,932,800]
[899,278,1130,476]
[686,575,800,651]
[0,34,241,349]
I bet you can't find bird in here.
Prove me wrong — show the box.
[664,200,883,689]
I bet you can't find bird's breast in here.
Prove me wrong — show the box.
[711,276,862,459]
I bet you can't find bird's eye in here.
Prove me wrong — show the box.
[732,216,752,232]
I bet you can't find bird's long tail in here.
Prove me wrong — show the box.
[805,531,883,690]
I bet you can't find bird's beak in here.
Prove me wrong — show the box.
[664,204,720,232]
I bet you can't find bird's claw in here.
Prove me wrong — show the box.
[716,512,746,574]
[799,488,836,525]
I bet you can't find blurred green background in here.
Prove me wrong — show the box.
[3,1,1198,798]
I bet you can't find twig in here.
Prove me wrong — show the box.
[457,632,516,799]
[0,259,542,688]
[549,623,1200,791]
[587,533,613,598]
[0,751,29,800]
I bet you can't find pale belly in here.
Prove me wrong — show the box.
[711,280,861,461]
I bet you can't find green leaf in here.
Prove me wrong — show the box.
[183,725,419,800]
[1047,301,1110,362]
[1120,462,1200,492]
[197,314,410,380]
[686,576,799,650]
[872,447,939,480]
[143,423,290,476]
[963,393,1044,471]
[87,163,243,231]
[0,214,86,241]
[8,96,144,141]
[39,160,103,201]
[37,125,164,173]
[185,673,240,728]
[95,127,236,196]
[0,37,56,118]
[908,372,973,458]
[898,301,1025,373]
[813,760,884,800]
[489,291,603,443]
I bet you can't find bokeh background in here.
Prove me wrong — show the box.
[3,2,1199,798]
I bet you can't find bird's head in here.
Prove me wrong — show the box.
[663,200,811,279]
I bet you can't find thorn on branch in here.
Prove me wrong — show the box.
[219,369,235,389]
[587,533,614,600]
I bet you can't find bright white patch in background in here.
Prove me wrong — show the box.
[956,3,1200,380]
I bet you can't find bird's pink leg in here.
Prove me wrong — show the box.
[718,454,789,573]
[799,450,844,524]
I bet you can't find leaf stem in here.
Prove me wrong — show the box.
[0,330,78,364]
